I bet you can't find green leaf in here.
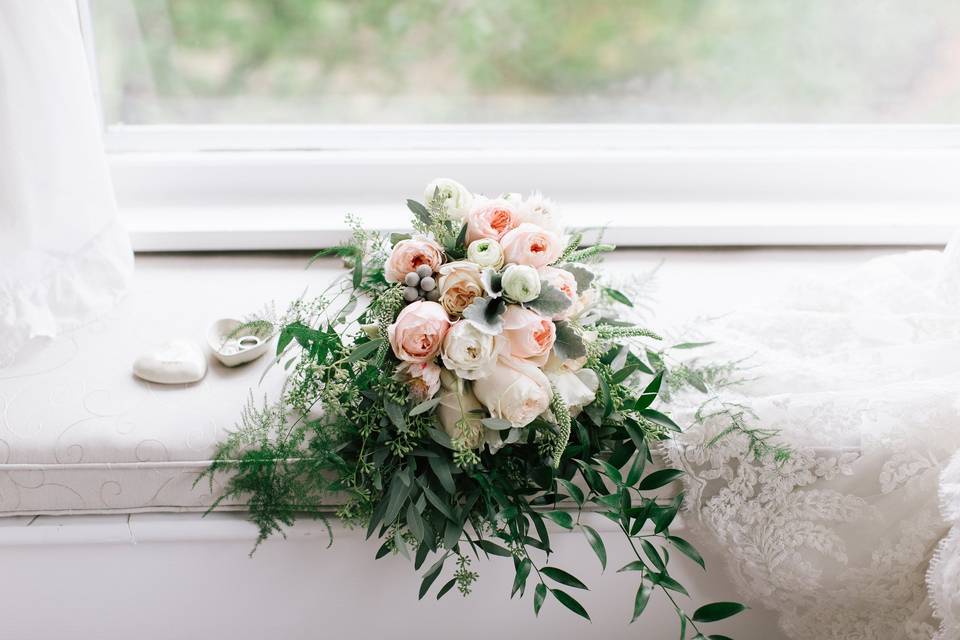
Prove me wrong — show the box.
[428,455,456,495]
[347,339,384,363]
[557,479,584,506]
[512,558,532,598]
[595,458,623,485]
[553,321,587,361]
[443,518,464,550]
[581,525,606,570]
[454,222,468,252]
[409,397,442,416]
[634,371,663,410]
[640,539,666,572]
[692,602,748,623]
[640,408,681,432]
[407,199,432,225]
[406,503,425,542]
[462,296,506,334]
[626,449,647,486]
[390,232,412,245]
[638,468,684,491]
[670,341,714,350]
[543,510,574,530]
[383,475,411,524]
[668,536,706,570]
[436,578,456,600]
[617,560,647,573]
[526,282,573,316]
[551,589,591,621]
[650,572,689,597]
[418,556,445,599]
[533,583,547,616]
[654,493,683,533]
[426,427,454,450]
[631,581,653,623]
[604,287,634,307]
[384,400,406,432]
[541,567,588,590]
[481,417,513,430]
[611,363,646,384]
[478,539,513,558]
[352,260,363,288]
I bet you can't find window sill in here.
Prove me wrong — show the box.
[123,201,956,252]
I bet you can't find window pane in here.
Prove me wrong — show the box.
[90,0,960,125]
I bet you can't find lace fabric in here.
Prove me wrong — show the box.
[663,236,960,640]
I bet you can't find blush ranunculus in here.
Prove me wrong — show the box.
[501,306,555,367]
[465,197,520,244]
[472,356,552,429]
[500,223,562,269]
[384,235,445,283]
[387,301,450,363]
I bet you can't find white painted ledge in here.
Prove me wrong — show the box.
[123,201,958,252]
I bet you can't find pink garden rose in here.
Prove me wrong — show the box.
[397,361,442,401]
[465,197,520,244]
[538,266,578,320]
[387,301,450,362]
[500,223,562,269]
[384,236,445,283]
[501,306,556,367]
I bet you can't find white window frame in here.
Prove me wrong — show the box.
[80,4,960,252]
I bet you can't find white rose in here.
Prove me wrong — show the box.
[518,191,564,236]
[437,370,486,449]
[466,239,505,269]
[473,356,552,428]
[441,320,505,380]
[545,366,599,416]
[437,261,484,316]
[425,178,473,220]
[501,264,541,303]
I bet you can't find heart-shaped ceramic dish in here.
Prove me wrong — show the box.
[207,318,275,367]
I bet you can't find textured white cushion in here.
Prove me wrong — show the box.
[0,253,327,515]
[0,247,893,516]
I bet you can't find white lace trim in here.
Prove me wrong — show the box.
[0,219,133,368]
[928,450,960,640]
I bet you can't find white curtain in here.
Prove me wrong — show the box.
[0,0,133,367]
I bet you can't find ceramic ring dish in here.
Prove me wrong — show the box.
[207,318,275,367]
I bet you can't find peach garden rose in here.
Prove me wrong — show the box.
[465,197,520,244]
[501,306,556,367]
[437,261,484,316]
[500,222,562,269]
[387,300,450,363]
[384,235,445,283]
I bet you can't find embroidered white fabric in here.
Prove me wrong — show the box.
[0,0,133,368]
[663,234,960,640]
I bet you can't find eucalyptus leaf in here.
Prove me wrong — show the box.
[409,397,442,416]
[533,583,547,616]
[347,339,384,363]
[541,567,588,590]
[481,417,513,431]
[631,581,653,623]
[406,199,432,226]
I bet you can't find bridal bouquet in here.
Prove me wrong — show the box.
[208,179,745,636]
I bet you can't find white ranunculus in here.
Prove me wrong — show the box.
[441,320,505,380]
[466,239,505,269]
[501,264,541,303]
[545,366,599,416]
[425,178,473,220]
[473,356,552,428]
[436,370,486,449]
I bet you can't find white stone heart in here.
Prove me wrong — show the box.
[133,340,207,384]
